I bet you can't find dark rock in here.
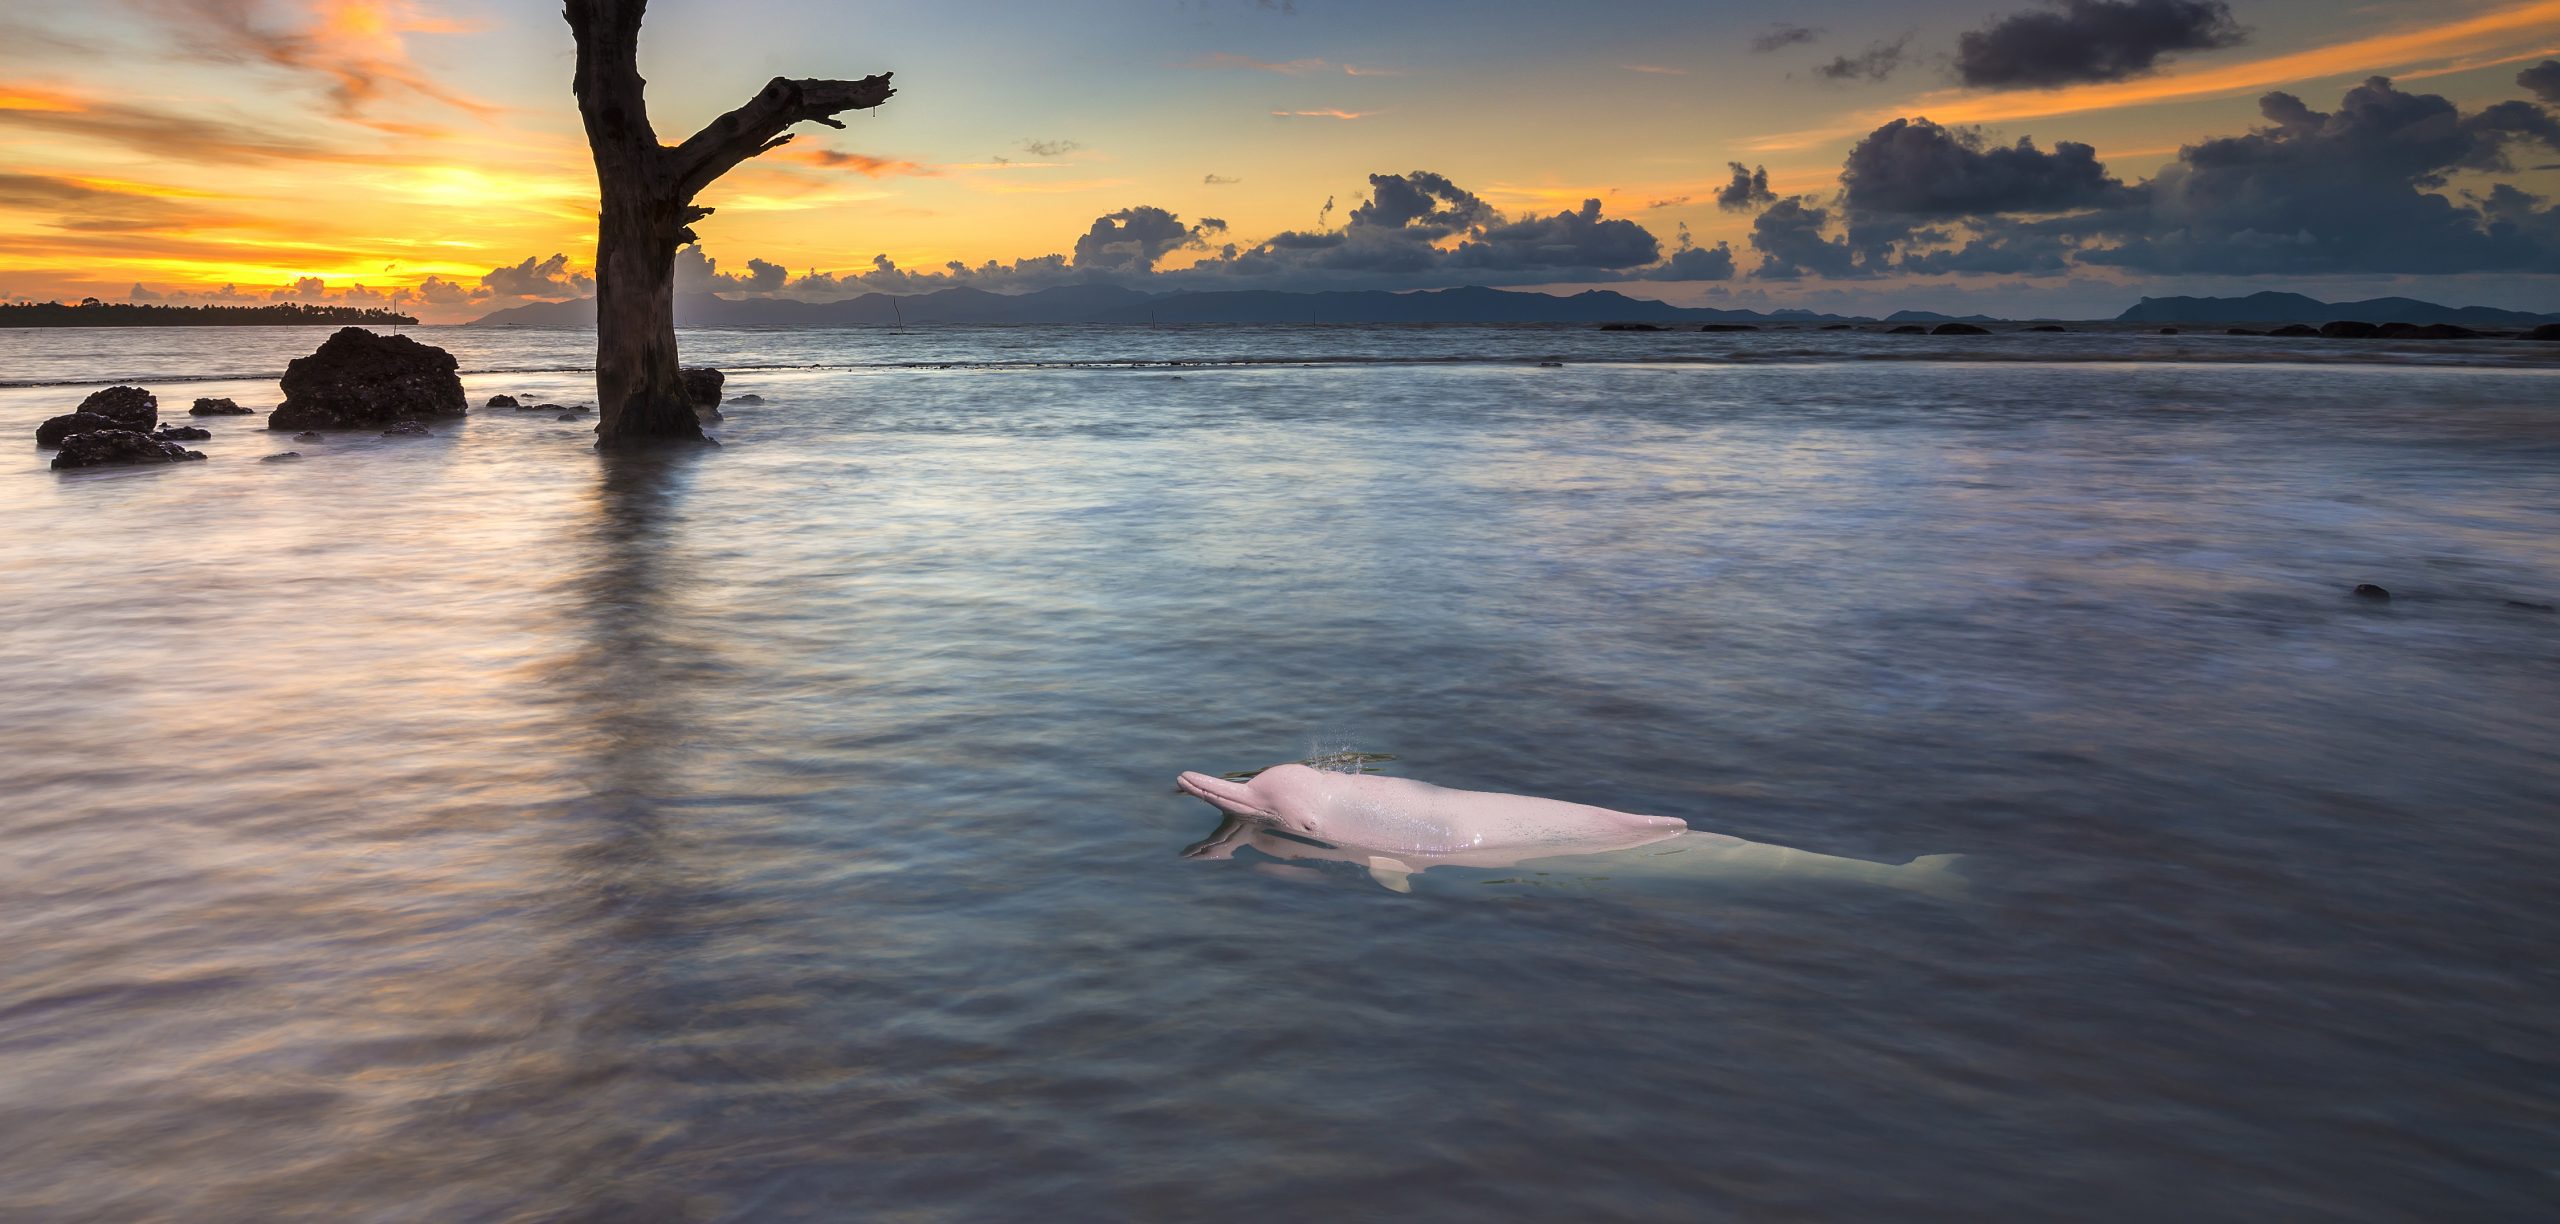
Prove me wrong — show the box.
[1888,324,1928,334]
[1536,361,1564,368]
[270,327,466,430]
[2026,325,2067,332]
[2375,322,2483,340]
[380,420,432,436]
[76,386,157,431]
[2157,327,2180,334]
[557,413,584,422]
[51,429,204,470]
[34,411,121,447]
[2528,323,2560,342]
[1931,323,1991,336]
[2268,324,2320,337]
[2227,328,2263,335]
[1598,323,1666,332]
[152,424,212,442]
[1698,323,1759,332]
[729,393,766,405]
[1819,323,1854,330]
[2319,320,2380,339]
[293,431,323,442]
[681,367,725,408]
[262,452,303,463]
[190,397,253,416]
[2505,599,2556,612]
[486,394,520,408]
[2352,583,2391,601]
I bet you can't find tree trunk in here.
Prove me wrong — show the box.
[566,0,893,450]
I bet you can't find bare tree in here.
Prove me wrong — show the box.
[566,0,893,447]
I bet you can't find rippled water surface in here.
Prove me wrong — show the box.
[3,326,2557,1221]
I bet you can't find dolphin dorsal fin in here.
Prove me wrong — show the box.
[1365,856,1415,894]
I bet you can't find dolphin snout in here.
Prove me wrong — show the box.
[1176,771,1272,819]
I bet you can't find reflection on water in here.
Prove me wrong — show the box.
[2,343,2558,1219]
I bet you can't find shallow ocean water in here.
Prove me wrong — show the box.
[2,325,2557,1220]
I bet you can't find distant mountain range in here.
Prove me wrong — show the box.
[467,284,1864,327]
[467,284,2557,329]
[2115,292,2560,326]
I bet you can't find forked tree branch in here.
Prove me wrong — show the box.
[669,73,898,199]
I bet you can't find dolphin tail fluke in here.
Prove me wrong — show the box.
[1900,853,1969,898]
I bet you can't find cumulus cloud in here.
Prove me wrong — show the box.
[1071,207,1226,272]
[1350,170,1495,236]
[671,246,790,294]
[127,282,162,301]
[1759,76,2560,281]
[270,275,328,302]
[1751,24,1822,54]
[2520,60,2560,105]
[483,253,592,299]
[416,275,482,305]
[1956,0,2244,90]
[1716,162,1777,211]
[1639,224,1738,281]
[1816,38,1908,83]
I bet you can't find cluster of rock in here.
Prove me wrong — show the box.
[29,386,214,470]
[270,326,467,431]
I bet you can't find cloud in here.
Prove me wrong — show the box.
[1816,38,1909,83]
[788,148,934,177]
[1272,109,1373,119]
[127,282,162,301]
[1203,174,1241,186]
[2521,59,2560,104]
[415,275,483,305]
[672,246,788,295]
[1762,76,2560,281]
[1716,162,1777,211]
[1448,199,1660,270]
[483,252,592,298]
[0,86,360,164]
[1752,24,1824,54]
[1749,198,1862,279]
[1020,138,1082,157]
[1623,64,1685,76]
[1072,206,1227,272]
[270,275,329,302]
[1638,224,1738,281]
[133,0,494,119]
[1351,171,1495,236]
[1955,0,2245,90]
[1839,118,2131,255]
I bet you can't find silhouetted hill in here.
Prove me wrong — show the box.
[2117,292,2560,326]
[467,285,1865,327]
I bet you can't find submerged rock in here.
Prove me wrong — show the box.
[2506,599,2556,612]
[1598,323,1665,332]
[270,327,466,430]
[1535,361,1564,368]
[557,413,583,422]
[2158,327,2181,335]
[2529,323,2560,342]
[190,397,253,416]
[2026,325,2067,332]
[51,430,204,470]
[380,420,432,436]
[34,411,121,447]
[728,393,766,405]
[151,423,212,441]
[2227,328,2263,336]
[2268,324,2320,337]
[2353,583,2392,601]
[2319,320,2380,339]
[681,367,725,409]
[486,394,520,408]
[1888,324,1928,334]
[1818,323,1854,331]
[262,451,303,462]
[1697,323,1759,332]
[77,386,158,431]
[293,431,323,442]
[1930,323,1989,335]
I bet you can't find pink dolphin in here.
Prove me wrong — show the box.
[1176,763,1964,896]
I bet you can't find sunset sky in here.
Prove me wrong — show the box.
[4,0,2559,320]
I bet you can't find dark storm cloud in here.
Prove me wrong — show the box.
[1750,23,1822,54]
[1839,118,2132,255]
[1955,0,2244,90]
[1348,171,1496,237]
[1716,162,1777,211]
[1749,198,1861,279]
[2517,60,2560,105]
[1815,38,1907,83]
[1071,207,1225,272]
[1448,199,1661,270]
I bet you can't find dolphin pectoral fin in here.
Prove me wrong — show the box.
[1365,856,1415,894]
